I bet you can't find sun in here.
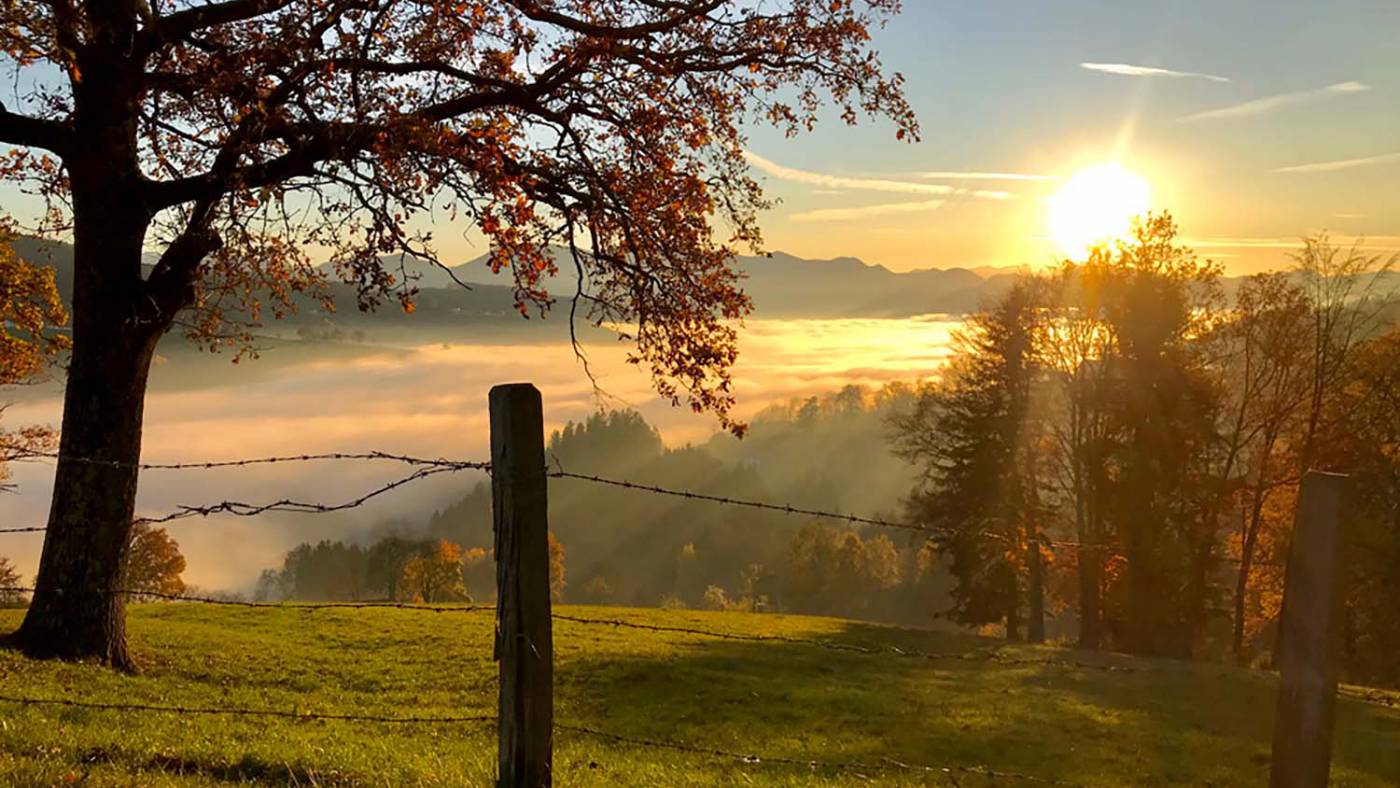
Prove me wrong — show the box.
[1049,163,1151,260]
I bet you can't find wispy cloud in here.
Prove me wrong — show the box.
[1081,62,1230,83]
[744,151,955,196]
[913,171,1059,182]
[1186,234,1400,251]
[1273,151,1400,174]
[790,199,947,223]
[1181,81,1369,122]
[744,151,1014,207]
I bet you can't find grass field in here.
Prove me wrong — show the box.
[1,605,1398,786]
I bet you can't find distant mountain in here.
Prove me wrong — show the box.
[441,247,1018,317]
[20,238,1399,325]
[309,246,1012,318]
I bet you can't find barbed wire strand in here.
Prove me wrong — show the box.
[9,449,491,472]
[548,470,1288,567]
[558,723,1085,786]
[1,463,477,536]
[548,470,936,534]
[0,694,495,725]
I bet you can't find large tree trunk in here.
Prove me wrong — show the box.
[13,194,158,670]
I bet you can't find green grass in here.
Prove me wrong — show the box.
[1,605,1398,786]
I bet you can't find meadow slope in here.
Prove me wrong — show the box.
[1,605,1398,786]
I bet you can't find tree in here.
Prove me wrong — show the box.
[0,557,24,607]
[460,546,491,601]
[1,0,916,667]
[252,568,290,603]
[548,532,566,604]
[278,540,369,601]
[400,540,468,604]
[123,524,187,597]
[580,576,612,605]
[1095,214,1222,656]
[0,228,68,493]
[783,523,903,618]
[1213,273,1312,662]
[1291,235,1397,469]
[1325,328,1400,685]
[366,537,425,601]
[1037,258,1119,649]
[893,279,1048,639]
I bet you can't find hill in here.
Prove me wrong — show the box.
[17,237,1400,326]
[444,247,1017,317]
[1,604,1398,786]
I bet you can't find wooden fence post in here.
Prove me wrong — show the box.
[490,383,552,788]
[1270,470,1348,788]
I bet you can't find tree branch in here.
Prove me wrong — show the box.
[142,0,295,47]
[0,101,72,156]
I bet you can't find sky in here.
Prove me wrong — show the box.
[2,1,1395,276]
[739,0,1400,274]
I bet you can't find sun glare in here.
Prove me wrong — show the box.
[1049,163,1151,260]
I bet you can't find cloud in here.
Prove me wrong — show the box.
[791,199,947,223]
[1081,62,1230,83]
[913,171,1059,182]
[1273,151,1400,174]
[744,150,1019,207]
[1186,234,1400,251]
[743,150,955,196]
[1181,81,1369,122]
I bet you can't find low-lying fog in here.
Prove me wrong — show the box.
[1,315,958,590]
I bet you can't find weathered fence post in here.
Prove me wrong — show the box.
[1270,471,1348,788]
[490,383,552,788]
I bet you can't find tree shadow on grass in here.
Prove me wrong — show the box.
[78,746,338,786]
[551,616,1400,787]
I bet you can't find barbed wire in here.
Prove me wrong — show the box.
[0,586,494,613]
[548,470,943,534]
[1,463,475,536]
[8,449,491,472]
[558,723,1085,786]
[547,469,1289,568]
[0,693,496,725]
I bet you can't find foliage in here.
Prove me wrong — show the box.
[701,585,731,611]
[580,576,613,604]
[1,604,1399,786]
[0,556,24,607]
[0,228,67,492]
[892,219,1400,670]
[124,524,187,598]
[892,278,1048,636]
[548,532,567,604]
[0,0,917,431]
[367,537,426,602]
[783,524,904,618]
[0,227,68,385]
[1327,328,1400,686]
[400,540,470,604]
